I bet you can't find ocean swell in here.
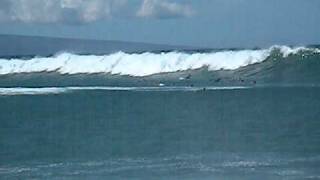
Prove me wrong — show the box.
[0,46,318,77]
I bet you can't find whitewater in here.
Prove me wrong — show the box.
[0,86,251,95]
[2,43,320,180]
[0,46,318,76]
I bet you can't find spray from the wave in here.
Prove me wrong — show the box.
[0,46,319,76]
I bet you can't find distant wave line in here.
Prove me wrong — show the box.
[0,86,251,95]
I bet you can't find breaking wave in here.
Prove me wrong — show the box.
[0,46,319,77]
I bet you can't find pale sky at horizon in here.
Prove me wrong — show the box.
[0,0,319,48]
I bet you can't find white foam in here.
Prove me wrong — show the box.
[0,86,251,95]
[273,45,309,57]
[0,87,67,95]
[0,46,317,76]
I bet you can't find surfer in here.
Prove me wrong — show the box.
[215,78,221,83]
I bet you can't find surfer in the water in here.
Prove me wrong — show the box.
[186,74,192,80]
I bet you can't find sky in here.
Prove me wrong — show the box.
[0,0,319,48]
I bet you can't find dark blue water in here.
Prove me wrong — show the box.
[1,86,320,179]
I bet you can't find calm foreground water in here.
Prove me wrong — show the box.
[1,86,320,179]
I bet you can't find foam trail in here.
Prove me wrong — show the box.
[0,46,318,76]
[0,87,67,95]
[0,86,251,95]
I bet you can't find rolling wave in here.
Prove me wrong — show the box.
[0,46,318,77]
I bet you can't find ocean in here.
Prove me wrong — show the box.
[1,45,320,179]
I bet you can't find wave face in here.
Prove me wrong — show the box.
[0,46,319,77]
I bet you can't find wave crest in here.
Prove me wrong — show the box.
[0,46,318,76]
